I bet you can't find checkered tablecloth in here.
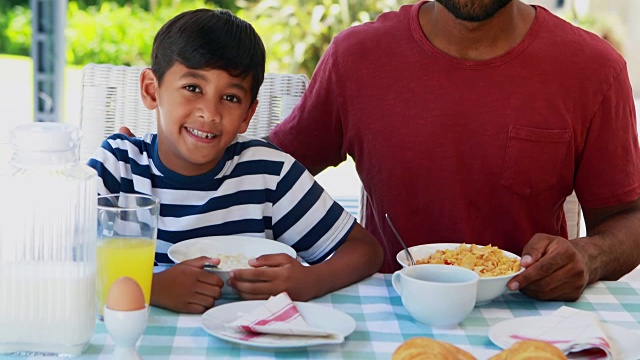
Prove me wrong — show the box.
[13,274,640,359]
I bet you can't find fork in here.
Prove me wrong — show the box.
[385,213,416,266]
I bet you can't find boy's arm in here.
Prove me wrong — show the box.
[229,222,383,301]
[301,222,384,299]
[228,154,382,300]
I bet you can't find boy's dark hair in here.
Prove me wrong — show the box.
[151,9,266,104]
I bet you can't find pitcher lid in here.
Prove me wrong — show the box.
[10,123,81,153]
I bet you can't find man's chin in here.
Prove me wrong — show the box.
[435,0,512,22]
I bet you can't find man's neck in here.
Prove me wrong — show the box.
[419,0,535,61]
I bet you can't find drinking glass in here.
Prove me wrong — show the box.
[96,194,159,321]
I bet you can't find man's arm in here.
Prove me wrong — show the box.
[300,223,384,299]
[267,42,347,177]
[263,134,328,176]
[509,197,640,301]
[119,126,135,137]
[578,198,640,281]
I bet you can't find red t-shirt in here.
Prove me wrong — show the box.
[270,1,640,273]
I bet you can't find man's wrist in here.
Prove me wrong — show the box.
[571,235,604,284]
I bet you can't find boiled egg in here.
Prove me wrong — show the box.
[107,276,146,311]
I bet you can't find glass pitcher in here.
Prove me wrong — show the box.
[0,123,97,356]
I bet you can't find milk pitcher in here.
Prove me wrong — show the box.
[0,123,98,356]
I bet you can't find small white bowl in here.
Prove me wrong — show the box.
[168,235,297,297]
[392,264,479,328]
[396,243,524,304]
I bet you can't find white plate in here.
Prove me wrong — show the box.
[201,301,356,349]
[168,236,297,297]
[489,316,640,360]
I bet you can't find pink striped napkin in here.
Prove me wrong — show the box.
[500,307,613,359]
[224,292,336,337]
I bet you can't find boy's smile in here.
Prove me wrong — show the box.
[186,127,217,140]
[141,63,258,176]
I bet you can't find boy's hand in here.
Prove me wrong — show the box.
[150,256,223,313]
[227,254,314,301]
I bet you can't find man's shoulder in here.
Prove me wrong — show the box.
[538,7,625,70]
[332,3,416,49]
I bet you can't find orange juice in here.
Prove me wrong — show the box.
[96,238,155,316]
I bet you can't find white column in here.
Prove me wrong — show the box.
[31,0,68,122]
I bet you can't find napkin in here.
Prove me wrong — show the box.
[500,307,613,359]
[224,292,338,338]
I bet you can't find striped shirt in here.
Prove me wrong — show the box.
[87,133,355,265]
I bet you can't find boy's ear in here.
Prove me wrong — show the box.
[238,99,258,134]
[140,68,159,110]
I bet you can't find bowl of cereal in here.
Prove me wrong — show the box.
[396,243,524,304]
[168,235,297,297]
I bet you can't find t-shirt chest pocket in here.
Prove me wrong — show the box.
[500,125,572,196]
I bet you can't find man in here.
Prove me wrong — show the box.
[268,0,640,301]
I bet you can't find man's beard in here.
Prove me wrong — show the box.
[435,0,513,22]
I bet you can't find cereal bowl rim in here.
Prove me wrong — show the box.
[396,243,525,280]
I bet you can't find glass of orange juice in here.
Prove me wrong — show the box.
[96,194,160,321]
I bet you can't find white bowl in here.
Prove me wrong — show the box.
[396,243,524,304]
[168,235,297,297]
[392,264,479,328]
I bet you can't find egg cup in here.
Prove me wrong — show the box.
[103,305,149,360]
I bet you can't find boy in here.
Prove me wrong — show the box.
[88,9,383,314]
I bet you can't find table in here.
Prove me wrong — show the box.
[24,275,640,359]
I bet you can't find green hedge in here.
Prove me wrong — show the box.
[0,4,30,56]
[1,1,215,66]
[66,1,216,66]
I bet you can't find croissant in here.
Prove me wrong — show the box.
[392,337,476,360]
[489,340,568,360]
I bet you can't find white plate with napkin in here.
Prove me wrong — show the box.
[488,306,640,359]
[201,292,356,349]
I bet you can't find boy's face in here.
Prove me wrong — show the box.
[140,63,257,176]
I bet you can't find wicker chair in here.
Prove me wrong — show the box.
[79,63,309,162]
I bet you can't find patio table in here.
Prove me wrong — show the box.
[13,274,640,359]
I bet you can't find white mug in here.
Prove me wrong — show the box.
[392,264,479,328]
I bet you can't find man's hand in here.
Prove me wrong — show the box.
[227,253,314,301]
[119,126,135,137]
[150,256,223,313]
[508,233,589,301]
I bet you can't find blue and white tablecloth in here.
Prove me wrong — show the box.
[12,274,640,359]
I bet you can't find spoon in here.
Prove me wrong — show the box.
[385,213,415,266]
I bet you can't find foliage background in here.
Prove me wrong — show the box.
[0,0,412,78]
